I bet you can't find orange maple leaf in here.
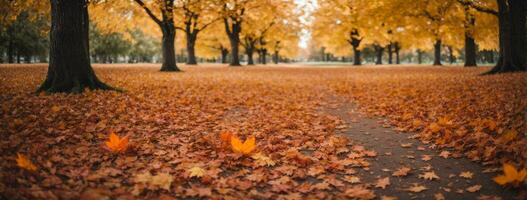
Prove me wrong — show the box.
[16,153,37,172]
[105,133,129,153]
[220,131,233,143]
[230,135,256,155]
[493,163,527,187]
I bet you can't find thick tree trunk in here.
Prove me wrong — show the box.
[486,0,526,74]
[433,40,442,66]
[465,35,477,67]
[229,37,241,66]
[464,6,478,67]
[160,27,180,71]
[186,32,197,65]
[37,0,113,93]
[374,45,384,65]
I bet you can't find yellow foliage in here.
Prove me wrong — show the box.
[231,135,256,155]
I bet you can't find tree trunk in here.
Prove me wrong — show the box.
[464,6,477,67]
[394,42,401,64]
[273,50,279,64]
[486,0,526,74]
[37,0,113,93]
[160,27,180,71]
[186,32,197,65]
[417,49,423,64]
[7,36,14,63]
[374,45,384,65]
[433,40,442,66]
[229,37,241,66]
[353,48,361,66]
[465,35,477,67]
[246,48,254,65]
[388,43,393,64]
[221,48,228,64]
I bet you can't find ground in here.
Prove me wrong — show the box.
[0,64,526,199]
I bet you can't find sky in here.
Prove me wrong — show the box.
[295,0,317,49]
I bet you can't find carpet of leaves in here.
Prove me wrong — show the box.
[0,64,526,199]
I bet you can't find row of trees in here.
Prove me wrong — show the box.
[311,0,526,73]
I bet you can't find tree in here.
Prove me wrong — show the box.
[38,0,113,93]
[175,0,218,65]
[133,0,180,71]
[219,0,249,66]
[459,0,526,73]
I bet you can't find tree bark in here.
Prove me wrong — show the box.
[160,26,179,71]
[186,32,197,65]
[417,49,423,64]
[273,50,279,64]
[246,48,254,65]
[433,40,442,66]
[394,42,401,64]
[220,47,228,64]
[486,0,526,74]
[388,43,393,64]
[374,45,384,65]
[464,6,477,67]
[353,48,361,66]
[224,17,242,66]
[448,46,456,64]
[37,0,113,93]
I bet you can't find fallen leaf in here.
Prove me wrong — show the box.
[134,172,173,191]
[419,171,439,180]
[105,132,129,153]
[459,171,473,179]
[493,163,527,187]
[16,153,37,172]
[434,193,445,200]
[375,177,390,189]
[231,135,256,155]
[400,143,412,148]
[381,196,397,200]
[392,166,411,177]
[439,150,450,159]
[251,153,276,167]
[404,183,427,193]
[466,185,482,193]
[421,155,432,161]
[188,166,206,178]
[220,131,233,143]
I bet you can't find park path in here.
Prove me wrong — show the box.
[323,99,518,199]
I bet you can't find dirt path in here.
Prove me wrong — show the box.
[324,101,518,199]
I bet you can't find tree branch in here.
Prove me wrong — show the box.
[456,0,498,16]
[133,0,162,26]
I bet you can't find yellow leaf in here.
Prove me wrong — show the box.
[105,133,129,153]
[230,135,256,155]
[188,166,205,178]
[16,153,37,172]
[493,163,527,187]
[51,106,61,113]
[500,129,517,143]
[429,123,441,133]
